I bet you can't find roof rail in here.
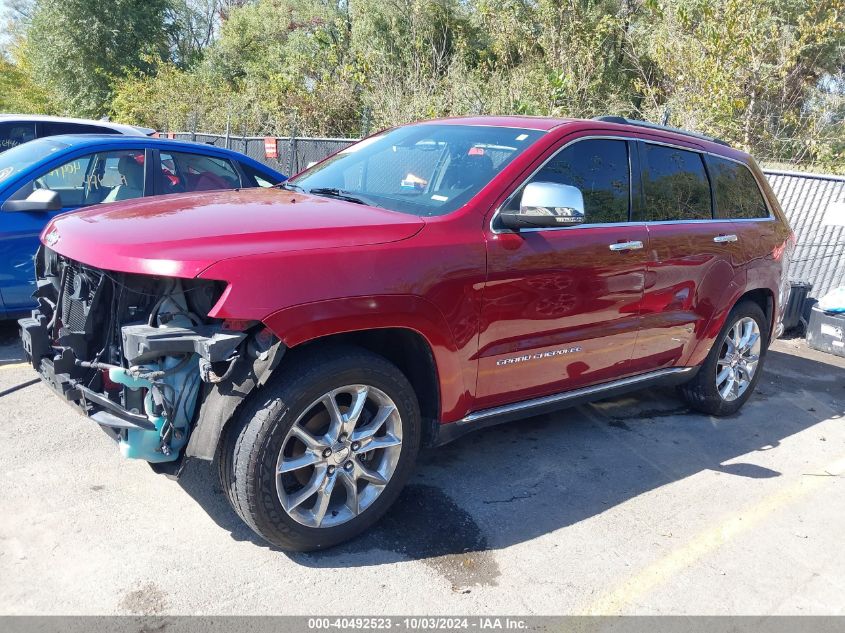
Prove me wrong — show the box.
[592,116,730,147]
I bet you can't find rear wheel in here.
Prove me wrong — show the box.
[219,345,421,551]
[680,300,769,416]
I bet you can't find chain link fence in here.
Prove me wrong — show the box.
[766,170,845,300]
[169,132,355,176]
[168,132,844,300]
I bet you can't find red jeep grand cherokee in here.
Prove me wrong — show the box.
[20,116,792,550]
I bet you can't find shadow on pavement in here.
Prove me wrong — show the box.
[172,346,845,587]
[0,320,25,365]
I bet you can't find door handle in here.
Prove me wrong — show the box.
[713,234,738,243]
[609,240,644,251]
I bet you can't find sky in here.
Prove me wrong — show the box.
[0,0,12,50]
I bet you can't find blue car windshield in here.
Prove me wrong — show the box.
[287,124,544,216]
[0,138,69,186]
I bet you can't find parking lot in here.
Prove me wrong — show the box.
[0,320,843,615]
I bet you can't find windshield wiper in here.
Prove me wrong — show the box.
[308,187,369,205]
[278,181,304,192]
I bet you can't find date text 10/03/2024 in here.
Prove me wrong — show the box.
[307,617,530,630]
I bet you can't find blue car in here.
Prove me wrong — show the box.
[0,134,286,317]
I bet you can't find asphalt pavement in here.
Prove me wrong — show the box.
[0,320,843,615]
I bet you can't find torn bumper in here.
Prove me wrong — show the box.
[20,313,246,457]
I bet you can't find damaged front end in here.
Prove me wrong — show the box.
[19,246,262,466]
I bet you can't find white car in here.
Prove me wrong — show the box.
[0,114,154,152]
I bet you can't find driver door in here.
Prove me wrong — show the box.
[476,136,648,409]
[0,149,148,311]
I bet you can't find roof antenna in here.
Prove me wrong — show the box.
[659,107,670,126]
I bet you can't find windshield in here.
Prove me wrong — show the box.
[288,124,544,216]
[0,138,69,186]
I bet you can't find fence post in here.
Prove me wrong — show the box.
[288,133,296,176]
[361,106,371,138]
[224,107,231,149]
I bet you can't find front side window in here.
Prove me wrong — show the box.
[287,124,544,216]
[705,155,769,219]
[158,151,241,194]
[240,162,279,187]
[9,149,146,208]
[640,144,711,221]
[502,138,630,224]
[0,122,37,151]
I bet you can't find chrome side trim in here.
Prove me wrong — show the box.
[609,240,644,251]
[713,234,738,243]
[459,367,696,425]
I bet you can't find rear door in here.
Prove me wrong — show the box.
[154,150,242,194]
[628,141,742,371]
[705,154,788,296]
[477,136,648,409]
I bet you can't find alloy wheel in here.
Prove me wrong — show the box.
[715,316,761,402]
[275,385,403,528]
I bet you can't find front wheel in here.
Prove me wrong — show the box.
[219,345,421,551]
[680,299,769,416]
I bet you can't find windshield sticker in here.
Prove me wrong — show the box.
[0,166,13,181]
[431,194,448,202]
[400,173,428,190]
[516,134,529,141]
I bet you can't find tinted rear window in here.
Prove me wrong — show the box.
[640,143,712,221]
[0,121,37,151]
[41,122,120,136]
[705,155,769,219]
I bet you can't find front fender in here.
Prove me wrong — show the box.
[261,294,472,423]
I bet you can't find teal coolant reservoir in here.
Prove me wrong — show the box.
[109,355,201,463]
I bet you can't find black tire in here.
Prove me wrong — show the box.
[218,344,421,551]
[680,299,769,416]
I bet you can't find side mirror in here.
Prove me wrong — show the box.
[500,182,585,231]
[3,188,62,213]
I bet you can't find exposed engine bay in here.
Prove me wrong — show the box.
[20,246,254,464]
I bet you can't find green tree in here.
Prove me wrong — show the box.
[26,0,172,116]
[84,0,845,170]
[629,0,845,166]
[166,0,223,68]
[0,54,54,113]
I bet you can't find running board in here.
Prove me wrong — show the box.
[433,367,697,446]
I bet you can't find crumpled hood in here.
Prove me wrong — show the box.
[43,188,425,278]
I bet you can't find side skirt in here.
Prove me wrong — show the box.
[433,367,698,446]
